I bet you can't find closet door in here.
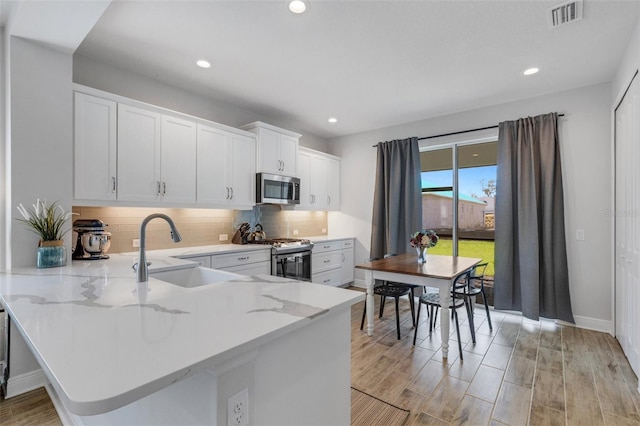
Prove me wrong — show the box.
[615,73,640,379]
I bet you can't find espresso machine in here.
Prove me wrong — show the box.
[72,219,112,260]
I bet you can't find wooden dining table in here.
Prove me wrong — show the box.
[356,253,482,358]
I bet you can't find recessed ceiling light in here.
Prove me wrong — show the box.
[196,60,211,69]
[472,153,479,157]
[328,117,338,123]
[289,0,307,14]
[523,67,539,76]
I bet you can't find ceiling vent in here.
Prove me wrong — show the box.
[548,0,583,28]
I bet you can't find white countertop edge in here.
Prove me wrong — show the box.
[4,285,364,416]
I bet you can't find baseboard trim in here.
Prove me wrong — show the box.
[571,315,613,335]
[4,368,46,398]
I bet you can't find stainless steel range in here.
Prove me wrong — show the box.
[249,238,313,281]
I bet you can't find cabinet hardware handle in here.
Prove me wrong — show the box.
[162,181,167,195]
[230,187,234,199]
[112,177,116,193]
[225,187,229,199]
[323,279,330,283]
[327,196,331,205]
[156,181,161,195]
[281,160,285,171]
[342,253,345,262]
[237,256,249,261]
[324,260,330,263]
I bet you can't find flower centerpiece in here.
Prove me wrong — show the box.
[409,229,439,264]
[16,199,75,268]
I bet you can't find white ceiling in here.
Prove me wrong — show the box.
[62,1,640,139]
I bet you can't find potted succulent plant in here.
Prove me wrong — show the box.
[16,199,75,268]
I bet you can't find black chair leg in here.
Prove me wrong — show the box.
[394,297,401,340]
[429,305,435,332]
[453,307,463,361]
[408,291,416,327]
[482,290,493,330]
[413,301,422,345]
[360,302,366,331]
[379,295,386,318]
[464,297,476,344]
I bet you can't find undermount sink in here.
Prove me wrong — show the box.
[150,266,241,288]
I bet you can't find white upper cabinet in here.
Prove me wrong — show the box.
[197,124,256,208]
[74,92,117,201]
[297,147,340,211]
[160,115,197,204]
[326,157,340,211]
[117,105,197,204]
[117,104,162,202]
[241,122,300,176]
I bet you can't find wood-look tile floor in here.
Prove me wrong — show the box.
[1,292,639,426]
[350,292,640,426]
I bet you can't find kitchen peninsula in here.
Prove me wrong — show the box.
[0,253,362,425]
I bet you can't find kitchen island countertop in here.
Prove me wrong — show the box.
[0,254,363,417]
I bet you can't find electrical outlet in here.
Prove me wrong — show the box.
[132,239,140,248]
[576,229,585,241]
[219,234,228,241]
[293,229,299,235]
[227,388,249,426]
[321,228,327,234]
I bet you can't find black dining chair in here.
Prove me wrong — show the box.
[412,269,473,360]
[360,281,415,340]
[454,262,492,331]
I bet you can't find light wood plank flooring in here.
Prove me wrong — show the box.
[350,290,640,425]
[1,291,639,426]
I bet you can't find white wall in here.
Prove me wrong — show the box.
[10,37,73,267]
[614,19,640,103]
[73,55,329,152]
[328,83,614,332]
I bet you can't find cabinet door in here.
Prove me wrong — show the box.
[341,246,355,284]
[310,155,328,210]
[279,133,298,176]
[117,104,161,202]
[297,151,313,209]
[326,158,340,211]
[257,127,282,174]
[74,93,117,200]
[229,133,256,207]
[161,115,196,204]
[197,124,230,205]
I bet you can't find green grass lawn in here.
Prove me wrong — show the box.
[428,238,495,276]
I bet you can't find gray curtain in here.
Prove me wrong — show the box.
[494,113,574,323]
[370,137,422,260]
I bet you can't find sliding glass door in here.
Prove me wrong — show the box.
[420,141,497,280]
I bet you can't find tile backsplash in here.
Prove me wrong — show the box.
[72,205,328,254]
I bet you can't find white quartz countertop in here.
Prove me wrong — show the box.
[120,243,271,259]
[307,236,355,243]
[0,254,363,415]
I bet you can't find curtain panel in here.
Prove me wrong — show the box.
[494,112,574,323]
[370,137,422,261]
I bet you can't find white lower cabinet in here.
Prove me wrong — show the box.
[312,239,354,286]
[340,239,355,284]
[178,249,271,276]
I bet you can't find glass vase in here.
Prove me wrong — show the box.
[37,240,67,268]
[416,246,428,264]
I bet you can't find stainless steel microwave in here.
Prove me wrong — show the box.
[256,173,300,205]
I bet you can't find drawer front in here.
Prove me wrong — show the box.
[312,251,342,273]
[313,240,342,254]
[211,249,271,269]
[181,255,211,268]
[341,239,354,249]
[219,261,271,276]
[312,269,342,287]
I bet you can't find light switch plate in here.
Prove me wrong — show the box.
[576,229,585,241]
